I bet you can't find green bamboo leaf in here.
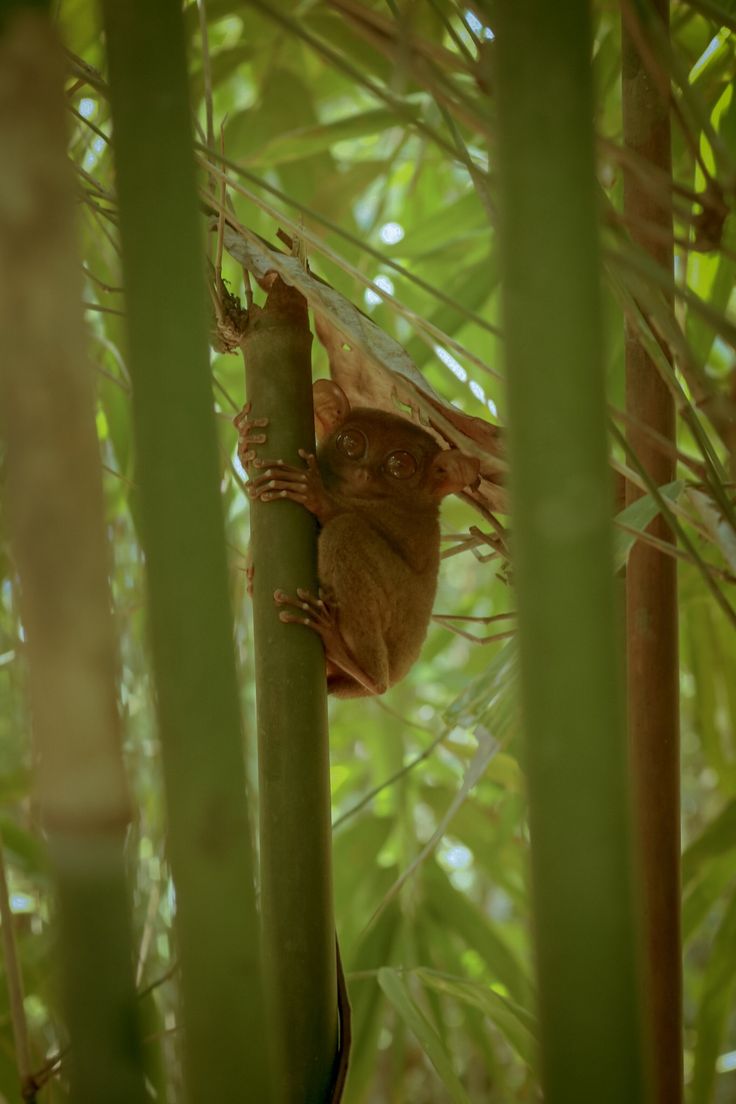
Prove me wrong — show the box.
[685,597,736,785]
[684,0,736,32]
[685,81,736,369]
[688,488,736,575]
[378,967,471,1104]
[612,480,683,571]
[247,106,421,166]
[420,784,526,900]
[372,728,501,924]
[190,44,256,102]
[405,255,499,371]
[343,901,401,1102]
[690,889,736,1104]
[683,855,735,942]
[444,640,518,730]
[311,159,389,217]
[398,193,488,259]
[416,968,538,1068]
[682,799,736,886]
[0,819,46,877]
[423,860,533,1007]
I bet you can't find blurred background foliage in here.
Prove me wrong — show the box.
[1,1,736,1101]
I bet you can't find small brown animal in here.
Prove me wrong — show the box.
[236,380,479,698]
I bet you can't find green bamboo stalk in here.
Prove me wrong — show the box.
[240,279,337,1103]
[494,5,646,1104]
[101,2,270,1099]
[622,4,681,1102]
[0,7,147,1103]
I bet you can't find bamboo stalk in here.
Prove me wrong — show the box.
[622,3,682,1102]
[0,8,147,1103]
[240,277,338,1103]
[494,4,645,1103]
[101,2,270,1099]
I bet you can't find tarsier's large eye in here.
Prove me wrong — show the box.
[384,450,418,479]
[336,428,368,459]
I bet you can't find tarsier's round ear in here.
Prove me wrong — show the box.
[428,450,481,499]
[313,379,351,440]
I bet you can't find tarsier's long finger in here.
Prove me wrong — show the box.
[233,405,268,435]
[249,464,306,482]
[274,589,319,628]
[297,449,319,472]
[232,401,251,426]
[237,436,267,468]
[295,587,327,617]
[238,434,268,452]
[234,405,267,430]
[248,465,306,488]
[235,409,269,470]
[248,471,308,495]
[278,609,316,627]
[236,426,268,441]
[251,457,303,471]
[251,485,310,504]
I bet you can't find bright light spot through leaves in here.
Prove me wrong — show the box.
[379,221,405,244]
[364,274,395,307]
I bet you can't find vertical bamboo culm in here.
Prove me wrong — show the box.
[102,2,270,1099]
[0,7,147,1102]
[240,278,338,1104]
[494,3,646,1103]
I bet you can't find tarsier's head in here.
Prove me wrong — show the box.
[313,380,480,503]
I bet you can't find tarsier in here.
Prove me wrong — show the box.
[235,380,480,698]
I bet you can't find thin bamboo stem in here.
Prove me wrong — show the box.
[622,4,682,1101]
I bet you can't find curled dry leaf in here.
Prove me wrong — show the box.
[222,222,508,519]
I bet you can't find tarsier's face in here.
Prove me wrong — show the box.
[320,408,440,501]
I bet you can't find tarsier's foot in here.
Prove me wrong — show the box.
[248,452,332,519]
[233,402,269,469]
[274,586,331,630]
[273,587,382,695]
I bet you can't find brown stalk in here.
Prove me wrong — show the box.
[622,4,682,1100]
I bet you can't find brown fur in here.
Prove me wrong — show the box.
[240,381,479,697]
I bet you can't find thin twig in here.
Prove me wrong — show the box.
[67,102,110,147]
[81,264,122,294]
[333,729,449,829]
[82,300,125,316]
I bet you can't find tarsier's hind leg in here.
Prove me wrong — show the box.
[317,515,392,696]
[274,588,388,697]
